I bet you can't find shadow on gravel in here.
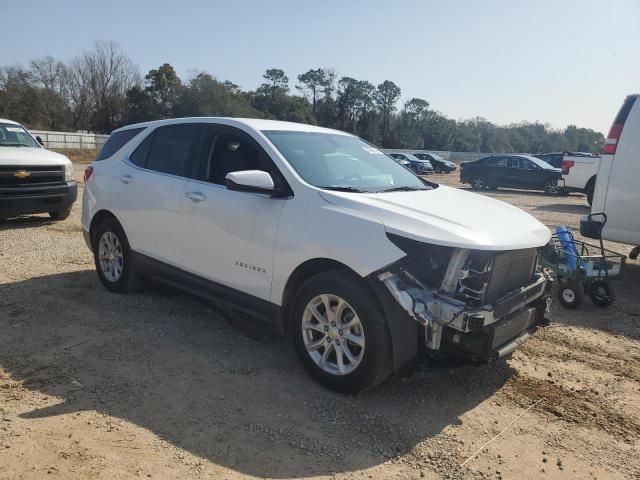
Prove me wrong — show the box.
[1,270,513,478]
[0,215,54,231]
[534,203,591,215]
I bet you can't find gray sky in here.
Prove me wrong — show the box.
[4,0,639,134]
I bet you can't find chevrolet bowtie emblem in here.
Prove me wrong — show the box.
[14,170,30,179]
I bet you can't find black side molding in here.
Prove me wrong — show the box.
[131,252,282,327]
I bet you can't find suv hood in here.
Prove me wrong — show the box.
[0,147,71,166]
[319,185,551,250]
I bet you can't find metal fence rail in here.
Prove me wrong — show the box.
[30,130,109,150]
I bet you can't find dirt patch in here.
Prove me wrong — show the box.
[1,174,639,479]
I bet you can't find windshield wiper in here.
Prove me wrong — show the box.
[377,186,429,193]
[0,143,29,147]
[318,185,365,193]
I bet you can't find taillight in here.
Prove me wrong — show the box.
[84,166,94,183]
[602,124,623,155]
[602,95,637,155]
[561,159,575,175]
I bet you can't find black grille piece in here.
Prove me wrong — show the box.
[484,249,538,304]
[0,165,64,187]
[491,307,536,349]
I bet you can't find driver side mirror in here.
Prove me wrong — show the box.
[36,136,44,146]
[225,170,277,195]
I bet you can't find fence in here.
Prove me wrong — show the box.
[30,130,109,150]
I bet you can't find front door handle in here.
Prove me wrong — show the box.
[185,191,206,203]
[120,174,132,184]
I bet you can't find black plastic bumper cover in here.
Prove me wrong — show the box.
[0,181,77,217]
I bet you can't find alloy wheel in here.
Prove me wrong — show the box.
[98,231,124,282]
[301,294,365,375]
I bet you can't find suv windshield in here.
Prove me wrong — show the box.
[0,123,39,148]
[264,131,431,193]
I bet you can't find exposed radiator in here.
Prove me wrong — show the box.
[483,248,538,304]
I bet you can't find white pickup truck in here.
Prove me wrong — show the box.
[535,152,600,205]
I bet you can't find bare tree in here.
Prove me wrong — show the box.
[71,41,140,132]
[30,56,69,129]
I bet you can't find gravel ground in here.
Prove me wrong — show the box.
[0,171,638,480]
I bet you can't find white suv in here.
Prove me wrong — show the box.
[82,117,553,392]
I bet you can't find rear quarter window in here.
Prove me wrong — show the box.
[96,127,145,161]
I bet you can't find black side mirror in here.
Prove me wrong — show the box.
[36,136,44,146]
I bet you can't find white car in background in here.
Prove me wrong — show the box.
[82,117,552,392]
[582,94,640,258]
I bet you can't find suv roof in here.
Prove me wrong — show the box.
[114,117,349,136]
[0,118,21,126]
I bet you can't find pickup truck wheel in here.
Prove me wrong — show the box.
[291,271,392,393]
[586,184,594,206]
[49,208,72,221]
[544,179,562,195]
[93,218,140,293]
[470,175,487,190]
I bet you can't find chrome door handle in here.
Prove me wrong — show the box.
[120,174,132,184]
[185,191,206,203]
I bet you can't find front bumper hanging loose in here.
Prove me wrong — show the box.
[378,263,552,362]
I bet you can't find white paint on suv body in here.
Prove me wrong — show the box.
[82,117,551,306]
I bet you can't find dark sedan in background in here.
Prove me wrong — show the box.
[412,152,457,173]
[387,152,434,174]
[460,154,564,194]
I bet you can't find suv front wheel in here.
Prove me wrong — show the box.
[93,217,141,293]
[291,271,392,393]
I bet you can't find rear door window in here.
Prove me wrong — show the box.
[97,127,145,160]
[145,124,203,178]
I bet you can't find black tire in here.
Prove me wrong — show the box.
[290,270,393,393]
[558,280,584,309]
[470,175,487,190]
[588,280,615,307]
[92,217,141,293]
[49,208,72,221]
[544,178,562,195]
[586,184,594,206]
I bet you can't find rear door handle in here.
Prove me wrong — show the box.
[185,191,206,203]
[120,174,132,184]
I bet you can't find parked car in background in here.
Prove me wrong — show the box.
[412,152,457,173]
[0,119,76,221]
[582,94,640,258]
[460,154,564,194]
[536,151,600,205]
[387,152,434,174]
[388,154,411,168]
[82,117,552,393]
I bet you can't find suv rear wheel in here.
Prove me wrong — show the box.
[290,270,392,393]
[93,217,141,293]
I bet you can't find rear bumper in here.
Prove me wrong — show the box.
[0,181,77,217]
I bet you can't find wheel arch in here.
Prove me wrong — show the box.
[88,210,120,249]
[585,175,597,192]
[278,257,418,376]
[279,258,360,332]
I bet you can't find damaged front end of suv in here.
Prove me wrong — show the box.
[373,233,552,367]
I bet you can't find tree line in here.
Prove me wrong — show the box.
[0,41,605,154]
